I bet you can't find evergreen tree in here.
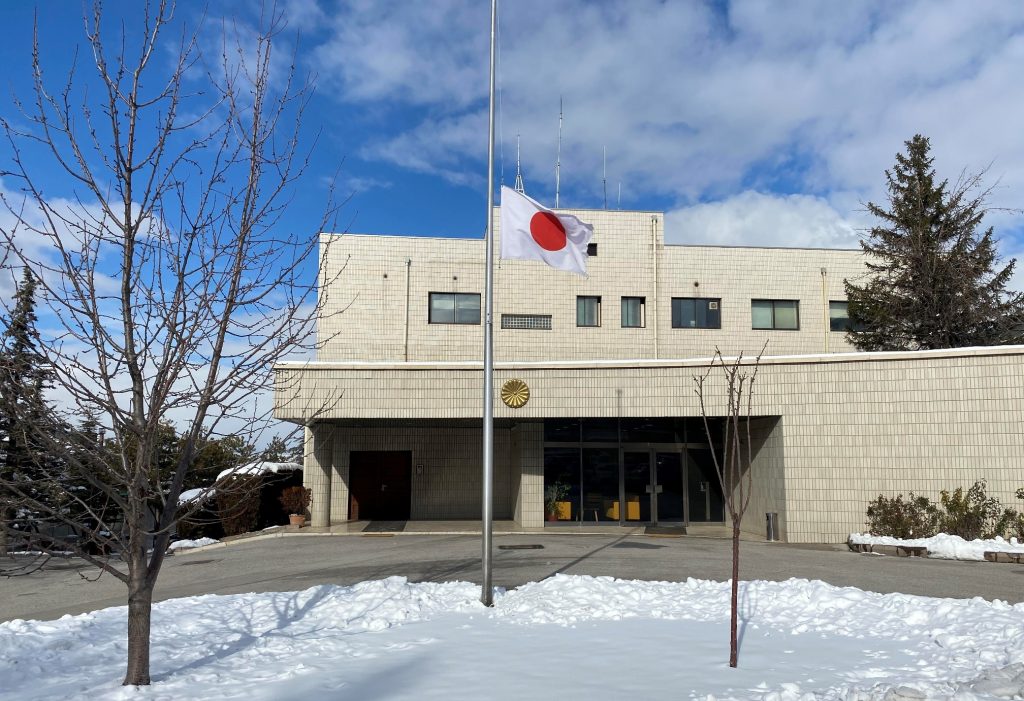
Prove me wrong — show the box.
[846,135,1024,351]
[261,435,291,463]
[0,268,56,553]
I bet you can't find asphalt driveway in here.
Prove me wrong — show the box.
[3,532,1023,622]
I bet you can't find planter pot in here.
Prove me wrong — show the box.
[546,513,558,522]
[289,514,306,527]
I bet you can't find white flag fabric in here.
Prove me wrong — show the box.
[499,186,594,276]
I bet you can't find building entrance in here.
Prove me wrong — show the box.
[622,450,686,523]
[349,451,412,521]
[543,418,726,527]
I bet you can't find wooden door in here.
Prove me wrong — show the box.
[349,451,412,520]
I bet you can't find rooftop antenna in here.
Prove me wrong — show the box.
[555,96,562,208]
[617,182,621,209]
[602,146,607,209]
[514,133,525,193]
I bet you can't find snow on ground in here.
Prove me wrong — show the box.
[849,532,1024,561]
[2,575,1023,700]
[167,537,220,551]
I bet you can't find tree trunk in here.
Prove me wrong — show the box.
[123,568,153,685]
[0,507,10,556]
[729,520,740,668]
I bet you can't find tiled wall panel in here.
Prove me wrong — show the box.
[315,208,866,364]
[286,347,1024,542]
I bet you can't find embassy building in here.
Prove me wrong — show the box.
[273,206,1024,543]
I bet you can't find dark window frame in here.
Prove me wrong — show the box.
[751,299,800,331]
[671,297,722,329]
[577,295,602,327]
[621,296,646,328]
[428,291,481,325]
[829,300,865,333]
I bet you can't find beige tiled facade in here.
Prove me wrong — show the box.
[316,208,868,362]
[275,207,1024,543]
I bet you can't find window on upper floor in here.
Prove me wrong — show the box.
[428,292,481,325]
[621,296,646,328]
[671,297,721,329]
[577,296,601,327]
[829,301,865,332]
[751,299,799,330]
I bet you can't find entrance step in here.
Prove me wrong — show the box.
[684,524,731,538]
[644,525,687,536]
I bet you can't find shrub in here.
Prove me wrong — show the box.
[865,492,940,539]
[939,480,1002,540]
[993,488,1024,540]
[279,486,312,516]
[216,475,262,536]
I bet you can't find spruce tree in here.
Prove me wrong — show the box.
[845,135,1024,351]
[0,268,55,554]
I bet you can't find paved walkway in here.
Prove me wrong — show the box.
[3,532,1022,622]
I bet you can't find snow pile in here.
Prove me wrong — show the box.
[1,575,1023,700]
[216,461,301,482]
[167,538,220,551]
[850,532,1024,560]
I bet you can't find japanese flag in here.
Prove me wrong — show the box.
[499,186,594,276]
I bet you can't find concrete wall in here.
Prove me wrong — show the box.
[281,346,1024,542]
[303,422,517,524]
[315,208,866,364]
[734,417,787,541]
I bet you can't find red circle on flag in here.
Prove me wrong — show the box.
[530,212,567,251]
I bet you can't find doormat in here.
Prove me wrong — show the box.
[497,544,544,550]
[362,521,407,533]
[644,525,687,537]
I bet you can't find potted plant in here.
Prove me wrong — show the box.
[544,482,570,522]
[279,486,312,527]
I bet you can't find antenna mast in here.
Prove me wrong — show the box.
[602,146,607,209]
[514,133,525,193]
[617,182,621,209]
[555,97,562,208]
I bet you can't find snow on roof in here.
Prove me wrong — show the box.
[177,487,214,505]
[216,461,302,483]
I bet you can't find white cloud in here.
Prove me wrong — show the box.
[281,0,328,32]
[666,191,862,249]
[305,0,1024,255]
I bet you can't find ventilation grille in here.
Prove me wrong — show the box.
[501,314,552,330]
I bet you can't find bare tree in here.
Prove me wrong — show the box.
[693,342,767,668]
[0,1,338,685]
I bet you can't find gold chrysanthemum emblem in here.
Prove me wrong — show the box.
[500,379,530,409]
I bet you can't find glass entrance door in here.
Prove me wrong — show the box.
[654,452,685,522]
[686,448,725,522]
[622,451,651,522]
[621,450,685,524]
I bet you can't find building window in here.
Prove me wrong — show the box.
[577,296,601,327]
[671,297,721,329]
[428,292,480,325]
[751,299,799,330]
[621,296,646,328]
[587,243,598,256]
[501,314,552,330]
[829,301,865,332]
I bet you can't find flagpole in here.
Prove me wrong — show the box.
[481,0,498,607]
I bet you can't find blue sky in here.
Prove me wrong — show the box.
[3,0,1024,275]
